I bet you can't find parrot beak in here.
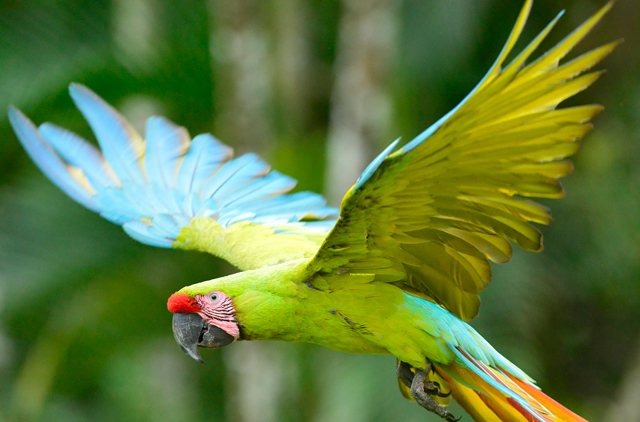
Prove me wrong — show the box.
[172,313,236,363]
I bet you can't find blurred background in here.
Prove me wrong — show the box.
[0,0,638,421]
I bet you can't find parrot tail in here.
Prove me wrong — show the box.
[436,350,587,422]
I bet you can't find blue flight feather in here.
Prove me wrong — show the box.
[305,206,339,218]
[120,181,157,216]
[176,133,232,195]
[273,219,338,234]
[92,186,146,224]
[253,204,338,222]
[38,123,116,189]
[8,107,99,211]
[143,182,173,214]
[144,116,190,190]
[155,185,184,215]
[201,153,270,201]
[10,84,338,250]
[252,209,331,224]
[219,212,258,227]
[248,191,328,214]
[151,214,181,238]
[252,197,338,221]
[123,220,174,248]
[217,171,297,208]
[181,192,202,217]
[69,83,146,186]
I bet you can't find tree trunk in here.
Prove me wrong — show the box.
[325,0,399,205]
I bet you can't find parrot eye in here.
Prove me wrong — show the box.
[209,292,220,303]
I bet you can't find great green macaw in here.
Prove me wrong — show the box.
[9,1,617,421]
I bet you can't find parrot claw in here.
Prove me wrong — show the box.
[426,381,452,398]
[401,360,459,422]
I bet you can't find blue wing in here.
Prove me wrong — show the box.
[9,84,338,268]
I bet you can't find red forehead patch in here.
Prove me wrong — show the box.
[167,293,200,313]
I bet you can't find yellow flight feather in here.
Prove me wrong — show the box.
[307,2,617,321]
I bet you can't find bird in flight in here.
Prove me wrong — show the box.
[9,1,616,421]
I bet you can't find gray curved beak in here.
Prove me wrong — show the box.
[172,313,236,363]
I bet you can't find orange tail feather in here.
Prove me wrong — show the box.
[506,374,588,422]
[437,361,588,422]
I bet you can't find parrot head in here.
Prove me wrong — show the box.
[167,291,240,363]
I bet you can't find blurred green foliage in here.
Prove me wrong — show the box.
[0,1,639,421]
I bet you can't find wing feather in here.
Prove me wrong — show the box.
[144,117,190,190]
[307,2,615,321]
[10,86,338,270]
[176,134,233,195]
[69,83,146,186]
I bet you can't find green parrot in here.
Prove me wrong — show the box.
[9,1,617,421]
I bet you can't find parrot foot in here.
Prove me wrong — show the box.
[398,360,460,422]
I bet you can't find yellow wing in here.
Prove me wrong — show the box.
[307,1,617,321]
